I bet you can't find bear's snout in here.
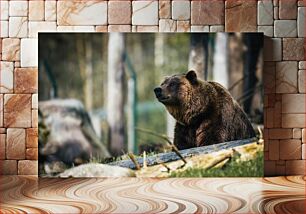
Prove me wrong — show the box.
[154,87,162,98]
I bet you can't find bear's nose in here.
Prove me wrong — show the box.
[154,87,162,97]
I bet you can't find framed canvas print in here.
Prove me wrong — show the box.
[38,33,264,177]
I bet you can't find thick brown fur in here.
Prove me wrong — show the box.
[154,70,256,150]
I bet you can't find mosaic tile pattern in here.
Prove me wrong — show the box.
[0,0,305,175]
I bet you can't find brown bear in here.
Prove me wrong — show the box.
[154,70,256,150]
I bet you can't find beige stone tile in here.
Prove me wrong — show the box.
[193,0,224,25]
[273,100,282,128]
[20,38,38,67]
[279,0,297,19]
[274,7,279,20]
[297,7,305,37]
[299,61,306,70]
[177,21,190,32]
[191,25,209,32]
[26,128,38,148]
[14,68,38,93]
[4,94,32,128]
[108,25,131,32]
[18,160,38,175]
[210,25,225,32]
[0,61,14,93]
[298,0,305,6]
[159,1,171,19]
[0,1,9,20]
[258,0,273,25]
[0,39,3,52]
[159,19,176,32]
[172,1,190,20]
[32,110,38,128]
[0,21,9,37]
[45,1,56,21]
[57,26,95,32]
[0,160,17,175]
[132,1,158,25]
[282,114,305,128]
[269,128,292,139]
[283,38,305,61]
[14,61,21,68]
[29,0,44,21]
[136,26,159,32]
[57,0,107,25]
[2,38,20,61]
[0,95,3,127]
[293,128,302,139]
[265,108,274,128]
[26,148,38,160]
[108,1,131,24]
[28,21,57,38]
[276,61,298,93]
[302,144,306,159]
[282,94,305,113]
[6,128,25,159]
[285,160,305,175]
[0,128,6,134]
[0,134,5,159]
[95,26,108,32]
[132,25,136,32]
[9,17,28,38]
[257,26,273,37]
[303,129,306,143]
[225,0,256,32]
[298,70,305,93]
[274,20,297,37]
[9,0,28,17]
[280,139,302,160]
[268,140,279,160]
[32,94,38,109]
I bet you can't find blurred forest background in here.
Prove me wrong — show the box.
[39,33,263,159]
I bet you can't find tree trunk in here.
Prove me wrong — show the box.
[188,34,209,80]
[84,39,93,110]
[154,34,175,140]
[107,33,126,156]
[242,34,263,115]
[213,33,229,88]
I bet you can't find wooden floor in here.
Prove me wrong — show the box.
[0,176,305,214]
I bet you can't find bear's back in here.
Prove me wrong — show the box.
[204,81,255,142]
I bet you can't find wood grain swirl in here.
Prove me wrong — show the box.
[0,176,305,213]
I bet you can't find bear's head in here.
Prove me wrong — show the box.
[154,70,207,125]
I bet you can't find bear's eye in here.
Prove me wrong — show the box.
[169,82,176,87]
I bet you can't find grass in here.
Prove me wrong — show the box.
[170,151,264,177]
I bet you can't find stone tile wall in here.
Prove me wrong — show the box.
[0,0,305,175]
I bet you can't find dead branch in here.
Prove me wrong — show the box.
[128,153,140,170]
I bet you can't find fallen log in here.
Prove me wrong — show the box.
[108,137,257,169]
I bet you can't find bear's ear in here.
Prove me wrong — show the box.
[186,70,197,84]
